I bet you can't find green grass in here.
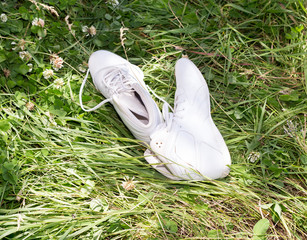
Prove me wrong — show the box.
[0,0,306,239]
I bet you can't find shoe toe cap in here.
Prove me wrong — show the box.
[175,58,209,98]
[88,50,127,76]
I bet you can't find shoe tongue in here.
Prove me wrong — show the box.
[117,91,149,123]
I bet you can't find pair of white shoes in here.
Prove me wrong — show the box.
[79,50,231,180]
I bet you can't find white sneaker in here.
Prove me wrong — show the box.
[79,50,163,143]
[144,58,231,180]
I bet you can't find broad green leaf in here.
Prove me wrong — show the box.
[280,93,299,102]
[49,109,67,117]
[165,220,178,233]
[15,91,27,100]
[19,6,30,20]
[260,203,273,209]
[208,229,224,239]
[41,149,49,156]
[0,120,10,132]
[90,199,102,212]
[31,25,39,34]
[0,53,6,63]
[3,161,14,170]
[295,25,304,33]
[105,13,112,20]
[93,39,103,47]
[16,64,30,75]
[38,28,47,38]
[234,109,243,119]
[253,218,270,240]
[7,80,17,88]
[273,203,282,218]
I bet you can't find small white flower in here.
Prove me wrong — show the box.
[78,64,86,73]
[248,152,260,163]
[1,13,7,22]
[52,56,64,71]
[50,54,64,70]
[82,25,96,37]
[108,0,119,7]
[43,69,54,79]
[82,25,88,33]
[45,111,53,118]
[54,78,64,89]
[19,51,32,61]
[88,26,96,36]
[19,39,26,50]
[50,120,57,126]
[32,17,45,27]
[27,63,33,72]
[12,39,26,51]
[283,120,298,138]
[26,101,35,111]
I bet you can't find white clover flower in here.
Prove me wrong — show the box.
[54,78,64,89]
[32,17,45,27]
[82,25,96,37]
[1,13,7,22]
[43,69,54,79]
[283,120,298,138]
[19,51,32,61]
[88,26,96,36]
[53,57,64,70]
[27,63,33,72]
[50,54,64,71]
[78,64,86,73]
[18,39,26,50]
[25,101,35,111]
[82,25,88,33]
[108,0,119,7]
[13,40,26,51]
[247,152,260,163]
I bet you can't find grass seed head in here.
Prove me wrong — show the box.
[122,177,136,191]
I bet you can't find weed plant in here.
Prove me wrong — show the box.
[0,0,306,239]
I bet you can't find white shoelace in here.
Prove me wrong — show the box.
[79,66,135,112]
[160,92,185,132]
[79,66,174,117]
